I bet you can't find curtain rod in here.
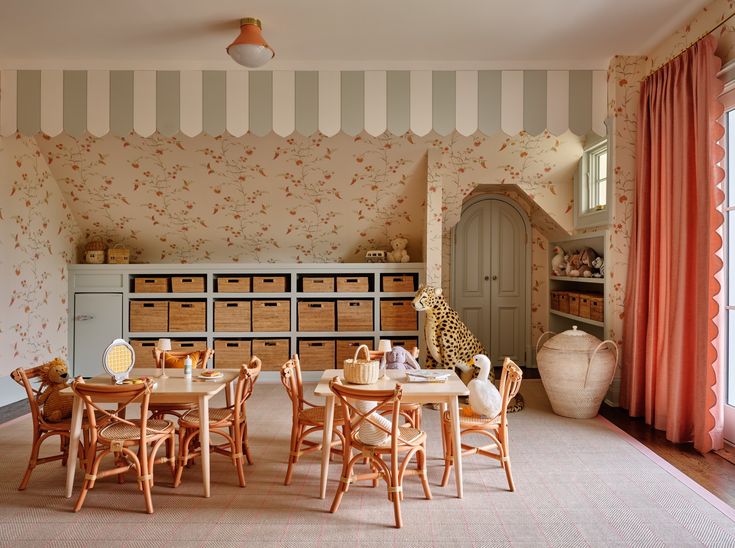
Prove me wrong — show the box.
[647,11,735,77]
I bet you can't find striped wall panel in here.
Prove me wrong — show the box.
[0,69,607,138]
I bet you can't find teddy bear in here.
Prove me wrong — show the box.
[566,251,582,276]
[387,237,410,263]
[551,246,567,276]
[37,358,73,422]
[578,247,598,278]
[382,346,421,372]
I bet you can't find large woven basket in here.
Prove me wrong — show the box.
[343,344,379,385]
[536,326,618,419]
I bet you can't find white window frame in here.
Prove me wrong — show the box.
[721,87,735,444]
[575,138,610,229]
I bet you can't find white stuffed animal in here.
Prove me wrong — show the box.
[551,246,566,276]
[591,256,604,278]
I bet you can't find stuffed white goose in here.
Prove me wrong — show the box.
[467,354,502,418]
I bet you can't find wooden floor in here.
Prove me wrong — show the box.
[599,403,735,509]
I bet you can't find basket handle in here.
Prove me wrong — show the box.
[583,339,619,389]
[353,344,371,363]
[535,331,556,356]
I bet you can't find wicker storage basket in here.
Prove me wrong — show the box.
[302,276,335,292]
[253,276,287,293]
[169,301,206,332]
[558,292,570,313]
[298,300,336,331]
[217,277,251,293]
[172,276,205,293]
[130,340,158,368]
[298,339,336,370]
[568,292,580,316]
[336,276,369,292]
[214,339,251,368]
[133,277,168,293]
[106,247,129,264]
[381,274,415,292]
[536,326,619,419]
[214,301,251,332]
[343,344,379,385]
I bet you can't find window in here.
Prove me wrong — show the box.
[574,139,609,229]
[586,143,607,211]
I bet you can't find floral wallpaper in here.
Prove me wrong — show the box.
[0,135,79,389]
[38,130,582,267]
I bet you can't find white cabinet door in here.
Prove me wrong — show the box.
[73,293,123,377]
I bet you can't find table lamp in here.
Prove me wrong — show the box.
[377,339,392,354]
[157,338,172,378]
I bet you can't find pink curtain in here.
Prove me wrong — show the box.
[621,34,725,453]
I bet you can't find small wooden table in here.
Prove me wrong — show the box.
[62,368,239,499]
[314,369,469,500]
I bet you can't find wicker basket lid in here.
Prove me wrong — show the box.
[541,326,602,352]
[85,239,106,251]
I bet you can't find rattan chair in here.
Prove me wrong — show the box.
[10,365,89,490]
[329,378,432,529]
[439,357,523,491]
[149,348,214,420]
[71,377,176,514]
[280,354,346,486]
[175,357,262,488]
[370,348,422,429]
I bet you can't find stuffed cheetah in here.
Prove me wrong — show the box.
[412,284,523,412]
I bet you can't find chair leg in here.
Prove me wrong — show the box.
[18,434,43,491]
[139,443,154,514]
[284,423,302,486]
[74,450,103,512]
[330,453,358,514]
[390,456,402,528]
[234,423,246,488]
[440,418,453,488]
[501,427,515,492]
[417,446,432,500]
[242,421,253,465]
[174,427,191,488]
[167,433,176,480]
[61,436,69,467]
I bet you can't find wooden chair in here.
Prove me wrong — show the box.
[175,357,262,488]
[329,378,432,529]
[10,365,89,491]
[370,348,422,429]
[281,354,346,486]
[71,377,176,514]
[440,357,523,491]
[149,348,214,420]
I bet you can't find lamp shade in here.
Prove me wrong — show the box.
[227,18,275,68]
[156,338,172,351]
[377,339,392,353]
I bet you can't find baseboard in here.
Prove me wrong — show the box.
[0,399,29,424]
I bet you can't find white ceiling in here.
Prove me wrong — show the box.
[0,0,710,70]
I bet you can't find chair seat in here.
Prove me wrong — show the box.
[179,407,234,427]
[299,405,345,424]
[353,426,425,449]
[99,419,174,442]
[443,406,501,427]
[150,403,196,411]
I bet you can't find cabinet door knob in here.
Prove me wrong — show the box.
[484,276,490,281]
[492,275,498,281]
[75,314,94,321]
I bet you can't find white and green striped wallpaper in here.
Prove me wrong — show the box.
[0,69,606,138]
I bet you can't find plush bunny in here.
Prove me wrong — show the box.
[387,237,410,263]
[383,346,421,371]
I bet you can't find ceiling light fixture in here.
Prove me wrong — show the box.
[226,17,275,68]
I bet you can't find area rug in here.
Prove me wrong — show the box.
[1,379,734,547]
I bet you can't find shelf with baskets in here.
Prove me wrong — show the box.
[548,231,608,343]
[68,263,424,379]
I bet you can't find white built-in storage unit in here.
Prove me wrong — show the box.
[548,231,608,341]
[68,263,424,380]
